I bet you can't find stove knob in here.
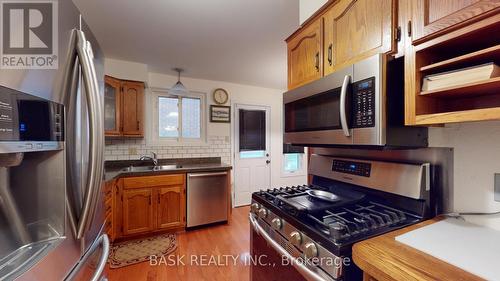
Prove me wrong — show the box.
[258,208,268,219]
[251,203,260,214]
[304,242,318,258]
[290,231,302,246]
[271,218,282,230]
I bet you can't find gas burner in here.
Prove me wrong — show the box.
[308,201,411,242]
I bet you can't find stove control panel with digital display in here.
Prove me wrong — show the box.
[332,159,371,177]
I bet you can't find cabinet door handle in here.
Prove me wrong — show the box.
[149,197,151,205]
[136,121,140,130]
[395,26,402,42]
[315,52,319,71]
[407,21,412,37]
[328,44,333,66]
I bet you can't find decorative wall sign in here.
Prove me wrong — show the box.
[210,105,231,123]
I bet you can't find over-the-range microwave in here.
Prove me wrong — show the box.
[284,54,428,147]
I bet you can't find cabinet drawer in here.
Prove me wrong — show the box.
[123,174,185,189]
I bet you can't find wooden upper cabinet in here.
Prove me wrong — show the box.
[411,0,500,43]
[157,185,186,230]
[395,0,411,58]
[322,9,335,76]
[287,18,322,90]
[330,0,394,69]
[104,76,121,136]
[104,75,144,138]
[121,81,144,137]
[122,188,154,236]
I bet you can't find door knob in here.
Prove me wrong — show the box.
[266,160,271,164]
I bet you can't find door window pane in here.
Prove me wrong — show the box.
[239,109,265,151]
[240,151,265,159]
[158,97,179,138]
[181,97,201,139]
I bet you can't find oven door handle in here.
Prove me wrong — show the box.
[249,214,330,281]
[340,75,351,137]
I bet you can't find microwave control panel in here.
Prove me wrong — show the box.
[332,159,371,177]
[352,77,375,128]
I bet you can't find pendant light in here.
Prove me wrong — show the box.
[169,68,188,95]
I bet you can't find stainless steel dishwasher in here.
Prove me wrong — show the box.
[187,171,229,227]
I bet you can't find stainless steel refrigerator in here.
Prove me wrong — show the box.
[0,0,108,280]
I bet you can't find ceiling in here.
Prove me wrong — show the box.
[73,0,299,89]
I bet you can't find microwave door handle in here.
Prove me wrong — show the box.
[340,75,351,137]
[74,29,103,239]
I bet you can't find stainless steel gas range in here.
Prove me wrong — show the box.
[249,154,433,281]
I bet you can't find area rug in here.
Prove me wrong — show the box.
[108,233,177,268]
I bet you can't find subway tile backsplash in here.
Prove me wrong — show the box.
[104,136,231,164]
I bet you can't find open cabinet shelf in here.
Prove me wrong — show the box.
[420,44,500,73]
[409,20,500,125]
[419,77,500,98]
[415,107,500,125]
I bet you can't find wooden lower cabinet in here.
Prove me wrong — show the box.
[112,174,186,240]
[363,272,378,281]
[157,186,186,229]
[122,188,155,236]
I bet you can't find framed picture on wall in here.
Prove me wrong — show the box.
[210,105,231,123]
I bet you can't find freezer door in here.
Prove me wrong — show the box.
[65,234,110,281]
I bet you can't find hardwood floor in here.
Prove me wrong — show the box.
[107,206,251,281]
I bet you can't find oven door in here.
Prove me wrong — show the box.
[249,214,334,281]
[284,65,353,146]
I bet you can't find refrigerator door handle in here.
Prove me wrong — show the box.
[62,29,80,238]
[65,234,110,281]
[89,234,109,281]
[74,29,104,239]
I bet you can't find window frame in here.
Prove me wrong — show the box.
[147,87,207,145]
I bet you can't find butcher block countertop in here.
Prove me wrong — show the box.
[352,218,483,281]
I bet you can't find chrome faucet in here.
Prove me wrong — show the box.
[140,152,158,166]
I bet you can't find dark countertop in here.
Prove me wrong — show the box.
[105,163,232,181]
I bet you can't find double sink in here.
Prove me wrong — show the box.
[120,164,183,172]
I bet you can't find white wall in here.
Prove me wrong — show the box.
[299,0,328,24]
[428,121,500,230]
[104,58,148,82]
[104,58,306,189]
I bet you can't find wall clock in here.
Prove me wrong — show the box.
[213,88,229,104]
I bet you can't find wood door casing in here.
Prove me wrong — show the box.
[121,81,144,136]
[411,0,500,43]
[331,0,394,69]
[287,18,323,90]
[156,185,186,229]
[104,76,121,136]
[122,188,154,236]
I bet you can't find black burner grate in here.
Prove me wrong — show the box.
[308,202,411,242]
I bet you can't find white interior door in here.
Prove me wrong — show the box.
[233,104,271,207]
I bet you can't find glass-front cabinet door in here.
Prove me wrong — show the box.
[104,76,121,136]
